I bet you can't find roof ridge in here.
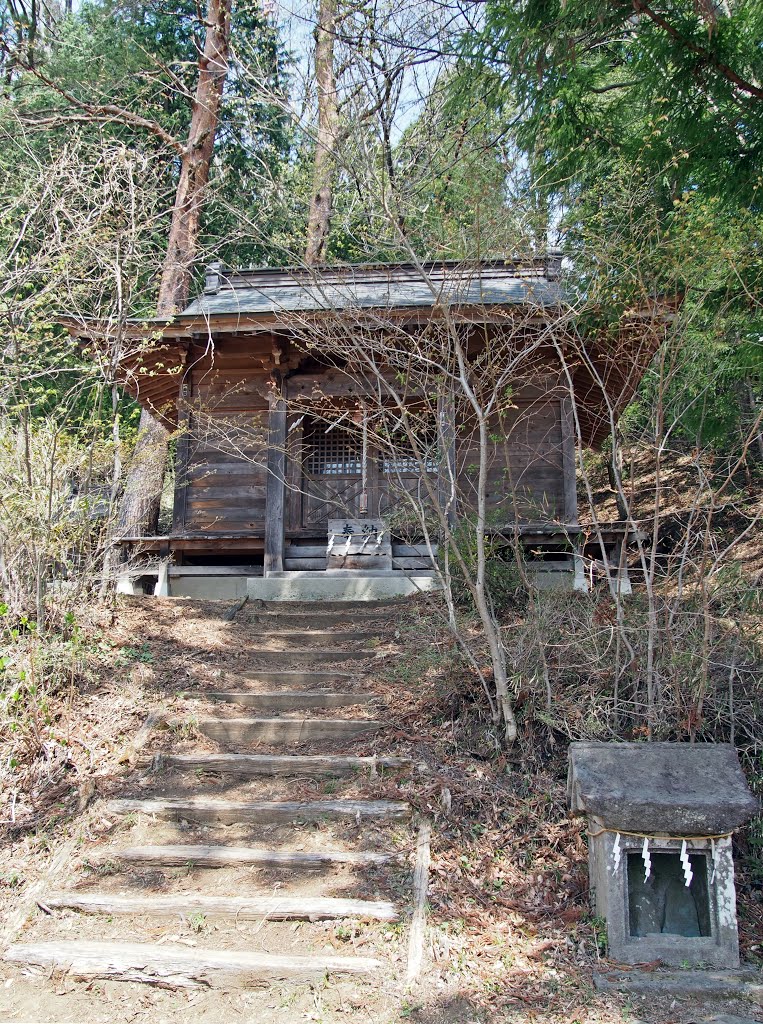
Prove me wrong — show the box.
[202,255,561,295]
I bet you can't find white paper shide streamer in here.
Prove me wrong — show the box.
[641,836,651,881]
[680,840,693,888]
[612,832,622,873]
[710,838,720,884]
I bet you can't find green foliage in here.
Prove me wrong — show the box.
[324,77,538,262]
[120,643,154,665]
[442,525,524,615]
[187,911,207,933]
[2,0,295,280]
[0,0,297,512]
[0,600,98,774]
[466,0,763,209]
[0,421,118,621]
[456,0,763,452]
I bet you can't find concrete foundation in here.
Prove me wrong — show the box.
[154,561,170,597]
[120,564,580,600]
[120,567,443,601]
[169,575,248,600]
[533,567,574,591]
[246,571,440,602]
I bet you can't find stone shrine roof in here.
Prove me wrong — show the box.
[567,741,758,836]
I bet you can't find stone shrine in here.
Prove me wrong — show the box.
[567,741,758,968]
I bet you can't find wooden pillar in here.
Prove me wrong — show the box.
[560,394,578,526]
[172,380,191,536]
[264,384,287,575]
[437,391,457,529]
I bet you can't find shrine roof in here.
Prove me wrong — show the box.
[180,256,564,319]
[567,741,758,836]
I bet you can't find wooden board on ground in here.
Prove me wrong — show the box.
[138,752,408,776]
[106,796,411,825]
[205,691,375,710]
[44,892,399,922]
[239,670,356,686]
[237,629,379,643]
[101,844,398,869]
[4,941,381,988]
[190,716,382,745]
[236,649,373,664]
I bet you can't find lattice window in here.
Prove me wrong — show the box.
[381,434,438,475]
[304,425,362,476]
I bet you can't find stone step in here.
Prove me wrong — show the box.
[141,753,406,776]
[206,691,375,710]
[100,844,398,869]
[239,670,356,687]
[191,716,382,745]
[240,649,374,664]
[249,612,399,630]
[4,941,381,988]
[106,796,411,826]
[248,576,439,602]
[44,892,399,922]
[265,570,436,579]
[245,630,379,644]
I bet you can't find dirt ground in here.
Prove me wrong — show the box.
[0,596,761,1023]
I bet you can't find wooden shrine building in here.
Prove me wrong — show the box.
[69,256,662,599]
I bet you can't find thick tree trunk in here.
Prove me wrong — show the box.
[304,0,339,266]
[116,410,171,537]
[156,0,232,318]
[117,0,231,538]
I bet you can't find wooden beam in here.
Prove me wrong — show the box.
[190,715,381,745]
[44,892,399,922]
[100,844,397,869]
[4,940,381,988]
[407,818,432,983]
[106,796,411,825]
[264,384,287,575]
[138,752,407,775]
[206,691,374,710]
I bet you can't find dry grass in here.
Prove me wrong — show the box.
[0,592,760,1023]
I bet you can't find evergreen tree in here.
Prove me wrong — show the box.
[458,0,763,449]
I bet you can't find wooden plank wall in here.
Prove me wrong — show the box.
[457,390,566,523]
[175,343,570,539]
[178,338,271,535]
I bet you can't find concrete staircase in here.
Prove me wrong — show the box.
[3,601,421,1010]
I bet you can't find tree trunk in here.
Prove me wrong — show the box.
[304,0,339,266]
[116,0,232,538]
[607,430,629,521]
[156,0,232,318]
[116,410,171,537]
